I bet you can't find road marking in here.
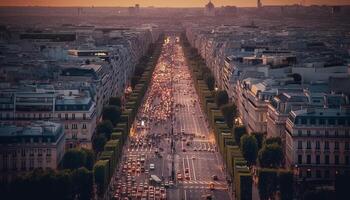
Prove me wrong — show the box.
[191,155,196,181]
[186,155,191,181]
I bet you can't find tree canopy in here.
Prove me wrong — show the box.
[215,90,229,107]
[220,103,237,128]
[258,143,283,168]
[102,106,121,125]
[96,120,114,139]
[240,135,258,165]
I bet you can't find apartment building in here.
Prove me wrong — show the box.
[285,107,350,181]
[0,121,65,182]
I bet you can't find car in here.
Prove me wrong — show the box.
[182,148,186,152]
[193,147,197,151]
[149,163,155,170]
[212,175,218,181]
[192,156,196,160]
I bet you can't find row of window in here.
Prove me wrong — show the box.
[64,123,87,129]
[297,154,350,165]
[297,140,350,150]
[58,113,87,120]
[1,157,52,171]
[293,116,350,126]
[296,129,350,137]
[1,149,51,158]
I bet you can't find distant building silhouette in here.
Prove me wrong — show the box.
[205,1,215,16]
[257,0,262,8]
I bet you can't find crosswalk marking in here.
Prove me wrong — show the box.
[181,180,224,185]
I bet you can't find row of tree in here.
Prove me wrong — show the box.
[181,33,252,200]
[93,34,165,197]
[3,167,93,200]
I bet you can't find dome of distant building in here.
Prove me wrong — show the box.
[205,1,215,16]
[205,1,215,10]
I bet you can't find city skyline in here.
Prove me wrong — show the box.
[1,0,350,7]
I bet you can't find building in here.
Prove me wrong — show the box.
[285,107,350,182]
[0,121,65,182]
[205,1,215,16]
[0,86,97,149]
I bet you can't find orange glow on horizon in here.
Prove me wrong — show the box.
[0,0,349,7]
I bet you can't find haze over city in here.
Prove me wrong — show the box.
[1,0,350,7]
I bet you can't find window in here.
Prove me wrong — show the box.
[307,141,311,149]
[34,149,41,157]
[30,149,34,157]
[307,130,311,136]
[46,149,51,157]
[301,118,307,125]
[298,141,303,149]
[82,124,87,129]
[72,114,75,120]
[83,114,86,120]
[21,159,26,170]
[325,155,330,164]
[298,155,302,164]
[345,142,349,150]
[72,124,77,129]
[65,113,68,120]
[319,118,325,125]
[29,159,34,170]
[335,142,339,150]
[307,155,311,164]
[21,149,26,157]
[324,141,329,150]
[58,113,61,118]
[346,156,349,165]
[325,131,329,137]
[316,155,320,164]
[329,119,335,125]
[65,124,69,129]
[316,170,321,178]
[298,130,302,136]
[310,118,316,125]
[316,141,320,149]
[335,155,339,165]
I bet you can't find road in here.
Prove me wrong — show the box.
[111,36,230,200]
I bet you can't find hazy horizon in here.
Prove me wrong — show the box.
[0,0,349,8]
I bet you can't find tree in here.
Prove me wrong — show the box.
[96,120,114,139]
[258,169,278,200]
[234,125,247,145]
[109,97,121,107]
[205,73,215,91]
[258,143,283,168]
[134,65,145,77]
[215,90,229,107]
[264,136,282,146]
[252,132,264,150]
[93,134,107,154]
[62,149,87,170]
[102,106,121,125]
[71,167,93,200]
[279,171,294,200]
[220,103,237,128]
[81,148,95,170]
[131,75,140,88]
[240,135,258,165]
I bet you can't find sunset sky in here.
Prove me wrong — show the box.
[0,0,349,7]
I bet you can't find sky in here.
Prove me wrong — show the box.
[0,0,349,7]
